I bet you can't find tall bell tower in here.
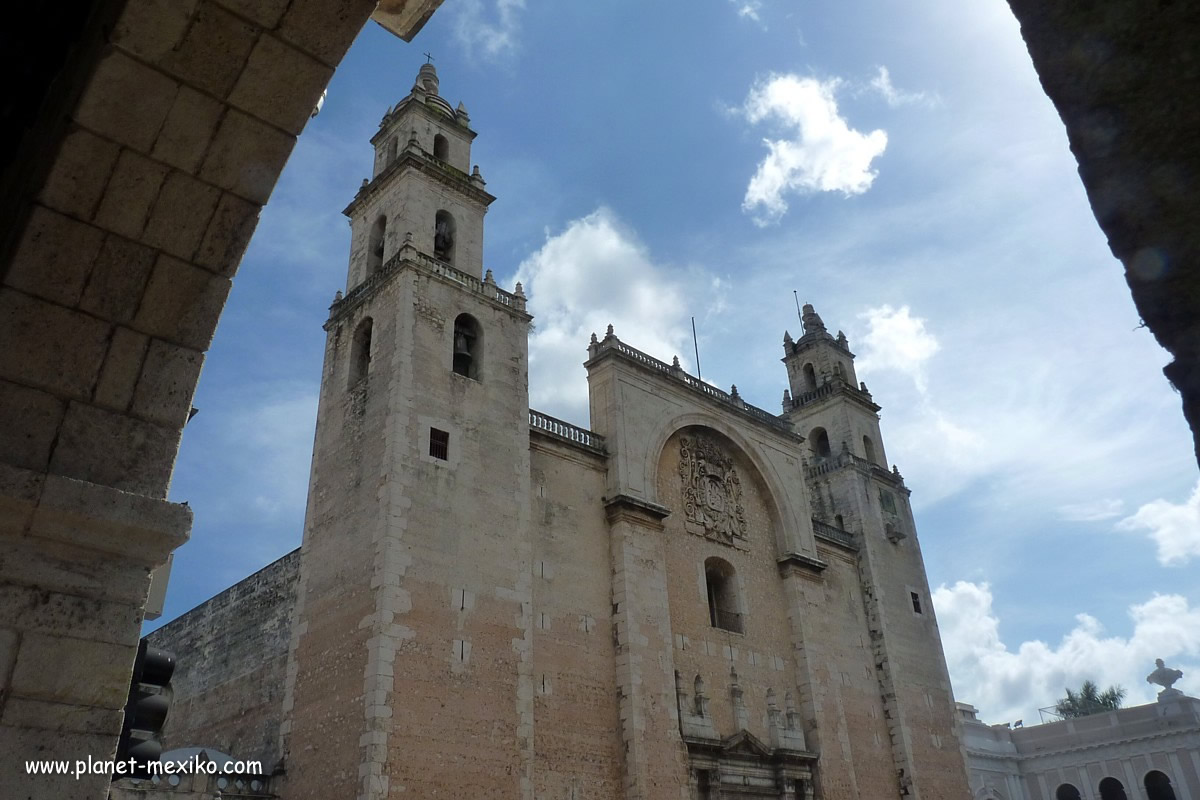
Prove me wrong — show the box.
[280,64,535,800]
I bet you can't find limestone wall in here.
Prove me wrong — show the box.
[145,549,299,770]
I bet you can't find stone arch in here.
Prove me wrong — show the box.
[1144,771,1178,800]
[451,312,481,379]
[642,412,805,557]
[348,316,373,388]
[434,209,456,263]
[809,427,831,460]
[1055,784,1082,800]
[433,133,449,160]
[367,214,387,274]
[0,3,444,795]
[802,362,817,392]
[1098,777,1128,800]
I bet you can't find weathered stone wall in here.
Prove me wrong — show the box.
[144,549,299,769]
[529,436,624,800]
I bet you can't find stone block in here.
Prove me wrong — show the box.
[92,150,170,240]
[75,49,179,153]
[113,0,198,61]
[1,697,124,736]
[0,464,44,538]
[37,127,120,219]
[0,628,15,689]
[78,236,157,324]
[0,585,141,647]
[195,191,260,276]
[5,205,105,307]
[92,328,150,412]
[277,0,376,67]
[0,724,117,800]
[200,109,296,204]
[0,290,110,401]
[159,1,258,98]
[214,0,290,29]
[142,171,221,260]
[131,254,231,351]
[0,521,161,603]
[229,35,333,135]
[0,380,66,473]
[131,339,205,428]
[48,401,180,498]
[152,86,223,174]
[10,633,135,709]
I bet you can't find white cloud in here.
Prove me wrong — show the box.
[740,74,887,224]
[224,389,319,520]
[515,208,700,424]
[854,304,940,392]
[453,0,525,60]
[869,66,939,109]
[1058,498,1125,522]
[730,0,763,23]
[1117,481,1200,566]
[933,581,1200,724]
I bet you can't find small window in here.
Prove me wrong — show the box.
[433,133,449,161]
[809,427,831,460]
[387,136,398,164]
[802,363,817,392]
[863,435,877,464]
[705,557,742,633]
[367,215,386,274]
[452,314,481,379]
[434,209,456,263]
[348,317,373,387]
[910,592,922,614]
[429,428,449,460]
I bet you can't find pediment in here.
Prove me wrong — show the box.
[721,729,772,758]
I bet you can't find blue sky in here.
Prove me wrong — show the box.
[156,0,1200,725]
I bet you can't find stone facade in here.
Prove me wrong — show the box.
[143,65,972,800]
[961,692,1200,800]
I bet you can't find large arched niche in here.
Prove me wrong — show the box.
[646,416,802,558]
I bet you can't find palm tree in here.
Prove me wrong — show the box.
[1054,680,1126,718]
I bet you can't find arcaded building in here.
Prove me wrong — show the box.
[146,65,971,800]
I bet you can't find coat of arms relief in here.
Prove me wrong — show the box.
[678,435,748,545]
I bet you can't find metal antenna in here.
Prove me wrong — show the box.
[691,316,702,380]
[793,290,802,320]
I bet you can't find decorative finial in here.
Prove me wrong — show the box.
[860,381,869,393]
[360,178,369,190]
[334,290,343,302]
[730,384,739,398]
[782,389,792,411]
[590,332,598,345]
[404,231,414,243]
[606,324,614,337]
[836,329,848,348]
[1147,658,1185,699]
[801,303,826,334]
[470,165,485,186]
[484,269,495,284]
[514,282,525,298]
[783,330,793,345]
[672,355,681,368]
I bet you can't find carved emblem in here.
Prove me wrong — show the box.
[679,435,747,543]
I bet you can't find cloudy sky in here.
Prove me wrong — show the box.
[156,0,1200,726]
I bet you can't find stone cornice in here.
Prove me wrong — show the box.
[343,147,495,218]
[777,552,828,575]
[603,494,671,527]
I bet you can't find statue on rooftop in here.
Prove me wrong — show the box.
[1147,658,1184,699]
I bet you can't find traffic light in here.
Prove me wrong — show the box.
[115,640,175,779]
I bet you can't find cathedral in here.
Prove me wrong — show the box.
[141,64,972,800]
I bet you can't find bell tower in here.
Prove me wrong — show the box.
[280,64,535,800]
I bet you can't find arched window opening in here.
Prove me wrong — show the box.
[1145,771,1178,800]
[387,136,398,164]
[809,427,831,460]
[349,317,373,387]
[367,215,386,274]
[802,362,817,392]
[434,210,456,263]
[1099,777,1128,800]
[452,314,481,379]
[1055,785,1082,800]
[863,435,877,464]
[834,514,845,530]
[433,133,449,161]
[704,557,742,633]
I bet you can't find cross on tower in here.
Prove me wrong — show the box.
[424,52,434,64]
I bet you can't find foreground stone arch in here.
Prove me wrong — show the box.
[0,1,441,797]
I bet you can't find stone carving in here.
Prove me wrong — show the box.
[679,435,747,543]
[1147,658,1184,699]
